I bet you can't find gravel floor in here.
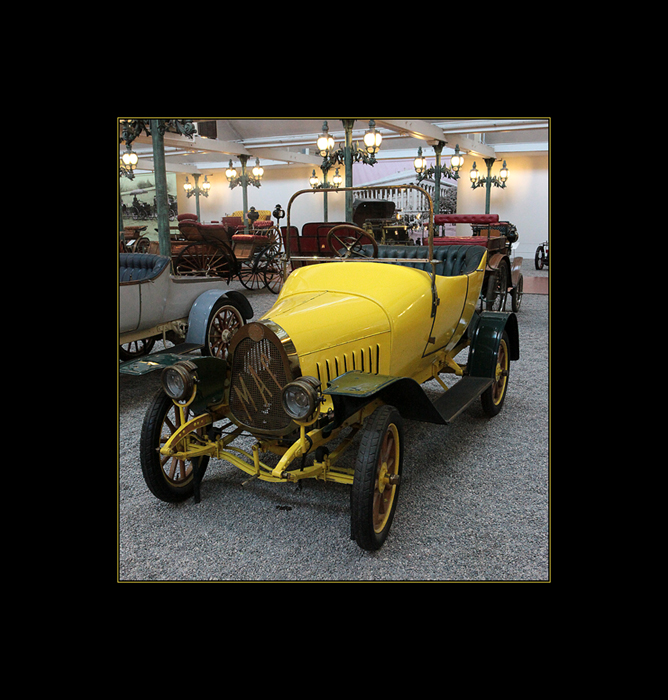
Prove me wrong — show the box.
[118,260,549,581]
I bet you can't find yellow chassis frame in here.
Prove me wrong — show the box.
[160,397,383,486]
[159,339,470,487]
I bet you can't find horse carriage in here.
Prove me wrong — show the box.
[170,212,283,293]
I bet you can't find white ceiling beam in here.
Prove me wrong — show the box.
[373,119,496,159]
[135,157,196,174]
[374,119,447,143]
[248,147,322,166]
[445,133,496,159]
[134,132,250,156]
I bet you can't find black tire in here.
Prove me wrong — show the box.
[485,262,508,311]
[535,246,545,270]
[480,331,510,417]
[351,405,403,551]
[511,275,523,312]
[203,298,244,359]
[140,389,208,502]
[119,337,156,361]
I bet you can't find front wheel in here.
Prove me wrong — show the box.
[140,390,208,502]
[351,405,403,551]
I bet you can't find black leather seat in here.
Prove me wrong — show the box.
[359,244,487,277]
[119,253,171,282]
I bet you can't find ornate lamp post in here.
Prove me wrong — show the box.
[120,144,139,180]
[119,119,197,255]
[413,142,461,214]
[469,157,509,214]
[308,166,342,221]
[183,173,211,221]
[318,120,382,221]
[226,155,264,233]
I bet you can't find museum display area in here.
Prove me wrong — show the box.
[118,119,550,581]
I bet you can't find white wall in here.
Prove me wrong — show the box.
[455,154,548,258]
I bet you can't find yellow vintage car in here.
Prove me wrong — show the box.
[140,185,519,551]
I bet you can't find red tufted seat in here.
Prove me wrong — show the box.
[434,214,500,225]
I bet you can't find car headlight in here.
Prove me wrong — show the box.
[161,361,198,403]
[281,376,321,421]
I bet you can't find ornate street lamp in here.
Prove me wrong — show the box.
[226,155,264,233]
[318,119,382,221]
[413,142,459,214]
[119,119,197,255]
[363,119,382,154]
[469,157,509,214]
[308,166,342,221]
[183,173,211,220]
[120,144,139,179]
[317,122,335,157]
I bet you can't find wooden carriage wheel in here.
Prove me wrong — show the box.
[175,242,236,281]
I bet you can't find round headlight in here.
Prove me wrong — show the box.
[281,376,321,421]
[161,361,197,402]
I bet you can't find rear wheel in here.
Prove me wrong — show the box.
[485,262,508,311]
[351,405,403,551]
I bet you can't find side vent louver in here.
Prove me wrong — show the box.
[316,344,381,383]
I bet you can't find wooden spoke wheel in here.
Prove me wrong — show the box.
[481,331,510,417]
[204,299,244,359]
[140,390,208,502]
[263,255,285,294]
[238,259,265,289]
[175,242,235,281]
[327,224,378,259]
[351,405,403,551]
[484,262,509,311]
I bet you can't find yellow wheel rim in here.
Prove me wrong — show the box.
[492,338,509,406]
[373,423,400,533]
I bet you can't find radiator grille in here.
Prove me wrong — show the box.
[229,331,293,434]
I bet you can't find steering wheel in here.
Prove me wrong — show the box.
[327,224,379,259]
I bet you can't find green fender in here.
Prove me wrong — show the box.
[467,311,519,379]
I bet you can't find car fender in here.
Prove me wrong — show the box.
[324,371,447,427]
[467,311,519,379]
[185,289,253,345]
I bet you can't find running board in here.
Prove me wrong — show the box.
[432,376,493,423]
[324,371,494,427]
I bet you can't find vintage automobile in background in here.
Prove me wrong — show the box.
[434,214,523,312]
[535,241,549,270]
[119,253,252,370]
[139,185,519,551]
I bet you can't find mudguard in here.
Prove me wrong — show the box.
[185,289,253,345]
[119,290,253,376]
[467,311,519,380]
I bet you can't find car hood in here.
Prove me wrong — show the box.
[261,290,390,359]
